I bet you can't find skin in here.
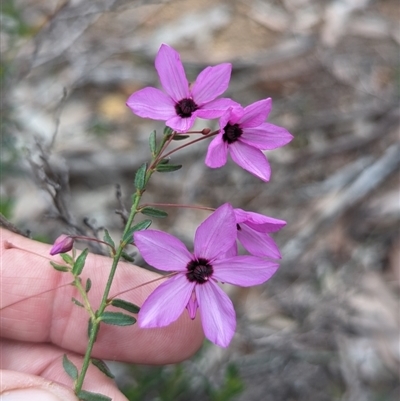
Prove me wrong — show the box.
[0,228,204,400]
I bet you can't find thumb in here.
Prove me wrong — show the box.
[1,370,79,401]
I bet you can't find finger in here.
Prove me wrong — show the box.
[0,370,79,401]
[0,339,128,401]
[1,229,204,364]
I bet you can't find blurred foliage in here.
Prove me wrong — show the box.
[1,0,33,37]
[0,196,14,219]
[206,363,244,401]
[0,120,20,179]
[122,360,244,401]
[87,117,114,138]
[0,0,30,179]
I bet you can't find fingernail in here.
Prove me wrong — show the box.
[1,388,65,401]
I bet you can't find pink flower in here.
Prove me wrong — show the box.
[205,99,293,181]
[234,208,286,259]
[50,234,74,255]
[126,44,235,133]
[134,203,279,347]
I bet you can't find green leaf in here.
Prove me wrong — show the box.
[77,390,112,401]
[91,358,115,379]
[149,130,156,155]
[72,248,89,276]
[60,253,74,265]
[140,207,168,218]
[87,318,100,341]
[111,298,140,314]
[155,164,182,173]
[85,278,92,293]
[62,354,78,380]
[122,219,152,243]
[158,158,170,164]
[50,261,69,272]
[121,251,135,262]
[103,229,115,249]
[163,126,174,137]
[100,311,137,326]
[72,297,84,307]
[172,134,189,140]
[134,163,147,191]
[87,318,92,339]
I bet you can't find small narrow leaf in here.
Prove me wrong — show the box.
[103,229,115,249]
[50,261,69,272]
[87,318,99,341]
[158,158,170,165]
[72,248,89,276]
[60,253,74,265]
[121,251,135,262]
[111,298,140,314]
[122,219,152,243]
[91,358,115,379]
[100,311,137,326]
[163,126,174,137]
[172,134,189,140]
[77,390,112,401]
[72,297,84,307]
[85,278,92,293]
[134,163,147,191]
[149,130,157,155]
[155,164,182,173]
[62,354,78,380]
[140,207,168,218]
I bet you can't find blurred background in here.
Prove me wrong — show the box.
[1,0,399,400]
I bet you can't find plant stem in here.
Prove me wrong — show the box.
[73,193,142,395]
[73,126,205,395]
[160,130,218,160]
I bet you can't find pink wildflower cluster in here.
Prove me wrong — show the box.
[126,44,293,347]
[127,44,293,182]
[134,204,282,347]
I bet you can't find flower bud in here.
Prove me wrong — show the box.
[50,235,74,255]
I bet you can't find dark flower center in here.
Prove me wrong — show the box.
[236,224,241,231]
[223,123,243,144]
[186,258,213,284]
[175,98,198,118]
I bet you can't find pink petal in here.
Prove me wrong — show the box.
[241,123,293,150]
[217,106,243,131]
[205,134,228,168]
[134,230,192,271]
[196,98,240,120]
[238,98,272,128]
[194,203,236,261]
[213,256,279,286]
[126,87,176,120]
[224,242,238,258]
[237,224,281,259]
[166,114,197,133]
[229,142,271,182]
[50,234,74,255]
[138,274,195,328]
[186,292,198,320]
[155,44,190,102]
[234,208,286,232]
[191,63,232,105]
[196,281,236,347]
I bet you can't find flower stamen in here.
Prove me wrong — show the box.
[175,98,198,118]
[186,258,213,284]
[223,123,242,144]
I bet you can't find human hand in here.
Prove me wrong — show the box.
[0,228,204,400]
